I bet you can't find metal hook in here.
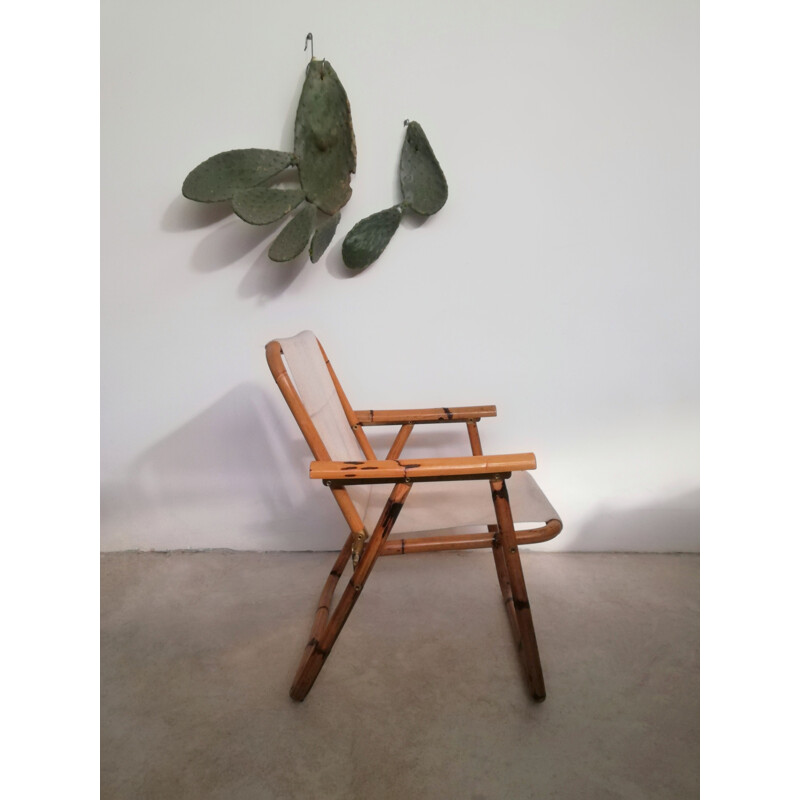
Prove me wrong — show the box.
[304,33,314,60]
[404,119,410,126]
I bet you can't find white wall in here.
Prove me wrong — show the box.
[101,0,698,552]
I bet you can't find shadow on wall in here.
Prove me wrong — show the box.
[161,195,310,301]
[101,381,699,553]
[103,383,334,551]
[569,488,700,552]
[101,382,469,552]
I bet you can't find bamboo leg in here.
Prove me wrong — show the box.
[490,478,547,701]
[290,482,412,701]
[290,534,352,692]
[491,526,523,654]
[466,420,483,456]
[467,423,529,673]
[468,421,529,680]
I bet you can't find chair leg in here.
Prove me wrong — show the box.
[290,482,412,701]
[490,479,547,701]
[289,535,353,696]
[490,526,521,650]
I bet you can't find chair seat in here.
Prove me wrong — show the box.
[358,470,559,535]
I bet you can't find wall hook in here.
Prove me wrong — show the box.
[305,33,314,60]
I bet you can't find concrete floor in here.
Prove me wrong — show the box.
[101,551,699,799]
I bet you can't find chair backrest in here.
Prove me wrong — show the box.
[266,331,376,463]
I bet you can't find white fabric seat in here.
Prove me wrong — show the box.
[278,331,560,537]
[362,471,558,534]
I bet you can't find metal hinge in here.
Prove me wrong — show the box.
[351,529,368,568]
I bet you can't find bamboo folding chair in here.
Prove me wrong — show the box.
[266,331,562,702]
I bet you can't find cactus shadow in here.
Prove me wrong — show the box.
[169,162,307,286]
[280,69,308,153]
[238,245,308,300]
[161,196,232,232]
[190,218,275,273]
[324,237,365,280]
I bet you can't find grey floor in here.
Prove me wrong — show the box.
[101,551,699,800]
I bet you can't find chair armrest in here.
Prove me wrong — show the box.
[354,405,497,426]
[310,452,535,484]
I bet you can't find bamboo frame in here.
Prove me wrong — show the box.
[309,453,535,483]
[266,335,562,703]
[385,422,414,460]
[355,406,496,425]
[379,519,562,555]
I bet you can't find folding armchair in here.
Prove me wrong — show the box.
[266,331,562,702]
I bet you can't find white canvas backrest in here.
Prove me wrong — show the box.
[277,331,366,463]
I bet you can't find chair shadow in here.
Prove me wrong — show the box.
[110,383,337,550]
[102,385,477,552]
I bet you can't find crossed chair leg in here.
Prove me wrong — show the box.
[290,478,548,702]
[290,482,412,701]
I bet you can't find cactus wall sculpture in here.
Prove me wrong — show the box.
[342,120,447,270]
[182,36,447,271]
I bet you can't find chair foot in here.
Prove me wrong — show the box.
[289,641,321,701]
[290,672,315,702]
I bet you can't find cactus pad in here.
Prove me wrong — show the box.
[182,149,295,202]
[232,186,305,225]
[342,206,403,270]
[309,212,341,263]
[268,204,316,262]
[295,60,356,216]
[399,121,448,215]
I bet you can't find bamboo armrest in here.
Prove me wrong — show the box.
[310,452,535,484]
[354,405,497,426]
